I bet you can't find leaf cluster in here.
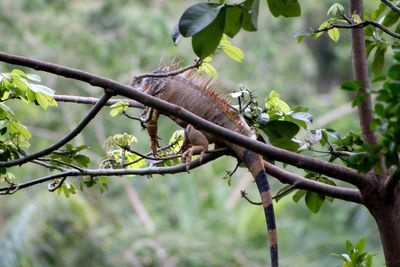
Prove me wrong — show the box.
[174,0,300,58]
[333,238,374,267]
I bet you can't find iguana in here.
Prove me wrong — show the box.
[130,64,278,267]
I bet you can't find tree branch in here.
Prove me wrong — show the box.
[382,167,400,200]
[132,59,202,81]
[0,52,369,188]
[0,93,112,168]
[0,150,224,194]
[263,161,363,204]
[54,94,143,108]
[315,20,400,40]
[381,0,400,14]
[349,2,378,146]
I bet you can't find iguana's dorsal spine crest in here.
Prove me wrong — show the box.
[156,63,251,136]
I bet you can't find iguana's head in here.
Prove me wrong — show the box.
[130,76,166,96]
[130,62,180,94]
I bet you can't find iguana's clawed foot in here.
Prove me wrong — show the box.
[182,145,206,172]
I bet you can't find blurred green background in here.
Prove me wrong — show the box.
[0,0,384,266]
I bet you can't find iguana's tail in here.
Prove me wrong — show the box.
[234,146,278,267]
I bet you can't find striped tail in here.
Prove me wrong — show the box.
[241,148,278,267]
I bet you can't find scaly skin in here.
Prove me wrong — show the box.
[131,67,278,267]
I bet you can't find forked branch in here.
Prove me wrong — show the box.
[263,161,362,203]
[0,150,225,194]
[0,52,369,188]
[0,93,112,168]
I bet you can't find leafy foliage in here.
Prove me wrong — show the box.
[109,101,128,117]
[175,0,301,58]
[372,52,400,169]
[333,238,374,267]
[50,144,91,168]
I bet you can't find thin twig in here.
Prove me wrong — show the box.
[132,59,202,82]
[122,111,143,121]
[47,176,68,192]
[240,190,262,206]
[32,159,66,172]
[381,0,400,14]
[54,94,143,109]
[0,150,225,194]
[38,158,85,172]
[315,20,400,39]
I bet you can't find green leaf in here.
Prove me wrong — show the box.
[327,3,344,16]
[11,69,27,78]
[192,9,225,59]
[261,120,300,151]
[372,45,387,76]
[382,11,399,27]
[305,191,324,213]
[74,154,90,167]
[352,14,362,24]
[374,103,385,117]
[388,64,400,80]
[293,31,308,43]
[266,0,301,17]
[104,133,138,149]
[224,6,243,38]
[12,77,30,92]
[7,121,32,140]
[109,101,129,117]
[372,3,387,20]
[35,92,49,109]
[328,27,340,42]
[265,90,290,112]
[242,0,260,31]
[178,3,225,37]
[29,83,55,95]
[169,130,184,153]
[355,238,366,251]
[340,80,364,91]
[290,112,313,124]
[0,102,13,115]
[171,24,181,44]
[285,112,311,129]
[352,93,368,107]
[220,37,244,62]
[292,189,306,203]
[198,57,218,77]
[345,240,353,254]
[263,120,300,139]
[314,20,329,40]
[26,73,41,82]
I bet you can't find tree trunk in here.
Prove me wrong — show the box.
[364,192,400,267]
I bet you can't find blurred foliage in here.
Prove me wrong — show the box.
[0,0,386,266]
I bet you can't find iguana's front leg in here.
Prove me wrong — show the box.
[145,109,160,155]
[181,124,209,171]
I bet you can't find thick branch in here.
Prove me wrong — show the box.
[263,161,363,204]
[349,1,378,146]
[0,52,369,187]
[54,94,143,108]
[383,167,400,200]
[0,150,224,194]
[381,0,400,14]
[0,93,112,168]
